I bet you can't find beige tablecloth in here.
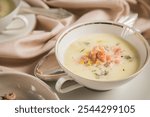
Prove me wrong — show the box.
[0,0,150,75]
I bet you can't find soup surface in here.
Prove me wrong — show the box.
[0,0,15,18]
[64,33,140,81]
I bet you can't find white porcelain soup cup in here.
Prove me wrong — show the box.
[0,0,28,32]
[0,72,59,100]
[55,21,150,93]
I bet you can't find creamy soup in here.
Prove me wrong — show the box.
[0,0,15,18]
[64,33,140,81]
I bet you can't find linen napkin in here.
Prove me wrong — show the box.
[0,0,150,77]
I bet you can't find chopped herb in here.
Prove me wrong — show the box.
[103,70,109,76]
[104,62,110,67]
[99,70,109,76]
[94,73,101,79]
[92,70,96,72]
[80,49,85,53]
[94,73,100,76]
[93,70,109,78]
[124,55,133,62]
[83,42,90,45]
[124,55,132,59]
[116,43,120,46]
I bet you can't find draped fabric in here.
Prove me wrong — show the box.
[0,0,150,75]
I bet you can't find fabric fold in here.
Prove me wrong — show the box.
[0,0,150,75]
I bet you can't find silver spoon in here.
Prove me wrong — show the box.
[34,50,66,81]
[20,7,72,19]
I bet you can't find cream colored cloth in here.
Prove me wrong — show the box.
[0,0,150,75]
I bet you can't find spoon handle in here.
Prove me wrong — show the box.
[20,7,72,19]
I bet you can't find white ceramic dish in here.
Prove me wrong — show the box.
[0,0,29,32]
[0,72,59,100]
[55,21,150,93]
[0,1,36,43]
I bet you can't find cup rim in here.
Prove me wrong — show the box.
[55,21,150,82]
[0,72,59,99]
[0,0,21,21]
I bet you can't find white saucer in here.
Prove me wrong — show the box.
[0,1,36,43]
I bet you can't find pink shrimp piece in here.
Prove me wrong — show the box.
[113,47,121,56]
[114,57,121,64]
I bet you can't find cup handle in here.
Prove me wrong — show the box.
[5,15,28,31]
[55,76,83,93]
